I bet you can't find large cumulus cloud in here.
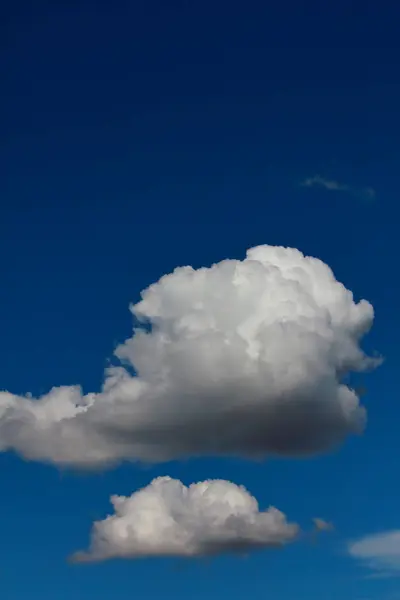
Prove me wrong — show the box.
[0,245,380,468]
[70,476,300,562]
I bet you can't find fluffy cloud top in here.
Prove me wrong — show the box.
[71,476,300,562]
[0,245,380,468]
[348,531,400,575]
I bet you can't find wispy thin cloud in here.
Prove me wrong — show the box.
[348,530,400,578]
[313,518,334,532]
[300,175,376,201]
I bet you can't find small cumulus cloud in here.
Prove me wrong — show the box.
[300,175,376,201]
[348,530,400,576]
[70,476,300,562]
[0,245,381,469]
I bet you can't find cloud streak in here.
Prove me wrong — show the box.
[348,531,400,576]
[301,175,375,201]
[0,245,381,469]
[70,476,300,562]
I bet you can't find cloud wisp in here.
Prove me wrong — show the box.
[70,476,301,562]
[300,175,375,201]
[0,245,381,469]
[313,518,334,532]
[348,531,400,577]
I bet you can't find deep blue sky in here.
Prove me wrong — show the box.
[1,2,399,599]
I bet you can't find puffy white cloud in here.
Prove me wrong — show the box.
[70,476,300,562]
[348,531,400,575]
[0,245,380,468]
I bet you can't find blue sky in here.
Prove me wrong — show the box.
[1,1,399,599]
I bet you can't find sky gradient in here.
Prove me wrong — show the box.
[1,2,399,599]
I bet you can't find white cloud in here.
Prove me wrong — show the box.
[70,476,300,562]
[348,531,400,576]
[301,175,350,192]
[313,517,334,532]
[301,175,376,200]
[0,245,381,468]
